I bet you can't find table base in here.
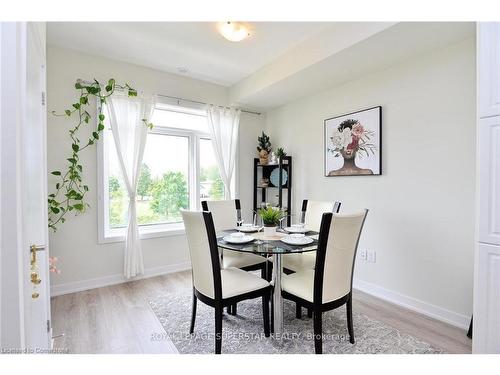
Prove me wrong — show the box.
[272,253,283,336]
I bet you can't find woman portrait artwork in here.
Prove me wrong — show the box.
[324,106,381,176]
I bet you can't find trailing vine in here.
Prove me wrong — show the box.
[48,78,150,232]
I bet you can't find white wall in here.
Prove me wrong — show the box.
[265,38,476,326]
[47,46,265,294]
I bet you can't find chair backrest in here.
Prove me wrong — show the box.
[314,210,368,304]
[301,200,341,231]
[181,210,222,300]
[201,199,240,232]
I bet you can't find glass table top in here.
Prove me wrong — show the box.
[216,229,319,255]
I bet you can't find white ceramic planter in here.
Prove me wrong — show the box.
[263,226,277,236]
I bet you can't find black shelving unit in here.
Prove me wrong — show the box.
[253,156,292,226]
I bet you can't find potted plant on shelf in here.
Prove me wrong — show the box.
[275,147,287,161]
[257,131,272,165]
[258,206,284,235]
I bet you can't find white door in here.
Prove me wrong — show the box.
[0,22,50,351]
[23,22,51,350]
[474,21,500,353]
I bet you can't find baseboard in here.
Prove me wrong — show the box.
[353,278,470,330]
[50,262,191,297]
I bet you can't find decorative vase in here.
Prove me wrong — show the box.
[263,226,277,236]
[259,150,269,165]
[269,151,277,165]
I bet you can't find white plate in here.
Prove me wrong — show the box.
[223,235,255,244]
[280,236,314,246]
[236,225,260,233]
[284,226,308,234]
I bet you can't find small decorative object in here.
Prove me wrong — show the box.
[258,206,284,235]
[258,149,269,165]
[269,151,277,165]
[49,256,61,274]
[260,178,270,187]
[275,147,287,160]
[257,131,272,165]
[325,106,381,176]
[270,168,288,187]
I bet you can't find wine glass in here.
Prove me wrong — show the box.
[253,211,264,245]
[297,214,306,232]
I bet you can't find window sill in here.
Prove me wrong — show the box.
[99,223,186,244]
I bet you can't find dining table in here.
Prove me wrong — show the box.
[217,229,319,338]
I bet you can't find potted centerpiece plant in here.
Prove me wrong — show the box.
[258,206,284,235]
[257,131,272,165]
[275,147,287,161]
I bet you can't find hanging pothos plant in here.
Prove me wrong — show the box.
[48,78,151,232]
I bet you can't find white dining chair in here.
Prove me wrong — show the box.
[268,200,341,320]
[281,210,368,354]
[281,200,341,274]
[201,199,268,315]
[182,210,271,354]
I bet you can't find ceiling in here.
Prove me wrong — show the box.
[47,22,476,111]
[47,22,330,86]
[230,22,476,109]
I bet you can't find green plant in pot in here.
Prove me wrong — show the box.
[256,131,272,165]
[258,206,284,235]
[275,147,287,160]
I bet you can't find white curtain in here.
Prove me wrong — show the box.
[207,105,241,199]
[107,93,155,278]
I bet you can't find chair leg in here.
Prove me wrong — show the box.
[307,307,312,318]
[346,296,355,344]
[266,260,273,282]
[295,303,302,319]
[262,292,270,337]
[313,309,323,354]
[261,265,266,279]
[215,305,223,354]
[270,294,274,334]
[467,316,473,339]
[227,304,237,315]
[189,293,197,334]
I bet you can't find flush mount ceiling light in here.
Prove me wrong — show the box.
[217,22,250,42]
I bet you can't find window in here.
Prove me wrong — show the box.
[199,138,224,202]
[99,101,230,242]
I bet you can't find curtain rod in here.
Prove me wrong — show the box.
[77,80,261,116]
[156,93,261,116]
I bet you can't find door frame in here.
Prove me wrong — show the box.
[0,21,29,350]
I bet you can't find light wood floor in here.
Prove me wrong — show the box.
[50,270,472,354]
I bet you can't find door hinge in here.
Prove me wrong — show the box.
[41,91,46,106]
[46,319,51,333]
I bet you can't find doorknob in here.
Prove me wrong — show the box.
[30,244,45,299]
[31,271,41,285]
[30,244,45,266]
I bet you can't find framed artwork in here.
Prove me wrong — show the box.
[324,106,382,176]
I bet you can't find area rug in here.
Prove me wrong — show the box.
[149,293,444,354]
